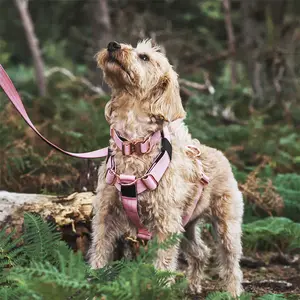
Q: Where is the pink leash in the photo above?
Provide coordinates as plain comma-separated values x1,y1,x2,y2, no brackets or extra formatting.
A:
0,65,108,159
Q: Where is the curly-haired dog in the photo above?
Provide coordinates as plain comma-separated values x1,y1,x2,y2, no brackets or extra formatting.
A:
88,40,244,296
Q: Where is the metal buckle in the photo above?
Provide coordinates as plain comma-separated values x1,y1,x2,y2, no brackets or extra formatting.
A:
186,145,201,158
122,137,151,155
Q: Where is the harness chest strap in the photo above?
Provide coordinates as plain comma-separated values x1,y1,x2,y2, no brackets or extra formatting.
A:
106,127,172,240
105,130,209,240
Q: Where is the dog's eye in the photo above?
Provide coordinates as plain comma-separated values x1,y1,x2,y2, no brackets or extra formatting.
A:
139,54,149,61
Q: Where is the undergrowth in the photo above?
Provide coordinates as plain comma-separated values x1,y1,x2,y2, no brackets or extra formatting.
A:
0,213,294,300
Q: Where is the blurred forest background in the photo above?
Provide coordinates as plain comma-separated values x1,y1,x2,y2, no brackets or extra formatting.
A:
0,0,300,299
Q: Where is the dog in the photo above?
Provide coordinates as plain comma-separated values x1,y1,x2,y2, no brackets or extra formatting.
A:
88,39,244,297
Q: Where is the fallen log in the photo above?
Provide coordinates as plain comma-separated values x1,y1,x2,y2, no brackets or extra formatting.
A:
0,190,94,230
0,191,95,254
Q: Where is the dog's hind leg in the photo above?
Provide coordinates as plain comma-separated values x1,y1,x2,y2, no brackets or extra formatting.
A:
212,189,244,297
181,219,210,294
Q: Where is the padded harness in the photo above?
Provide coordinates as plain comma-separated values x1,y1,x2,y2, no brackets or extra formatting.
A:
0,64,209,241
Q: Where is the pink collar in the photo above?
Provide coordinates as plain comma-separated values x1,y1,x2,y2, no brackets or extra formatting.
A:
110,128,162,155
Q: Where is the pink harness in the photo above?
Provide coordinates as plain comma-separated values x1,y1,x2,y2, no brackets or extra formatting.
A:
0,65,209,241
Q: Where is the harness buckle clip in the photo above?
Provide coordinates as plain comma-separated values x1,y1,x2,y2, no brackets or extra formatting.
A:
122,137,151,156
200,173,209,185
122,142,133,155
106,168,117,185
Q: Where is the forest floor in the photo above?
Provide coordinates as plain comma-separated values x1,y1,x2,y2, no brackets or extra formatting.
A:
61,221,300,299
198,252,300,298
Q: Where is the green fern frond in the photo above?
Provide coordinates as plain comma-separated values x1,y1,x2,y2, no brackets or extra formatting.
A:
137,233,182,264
9,251,90,300
0,286,37,300
205,291,233,300
275,173,300,222
88,259,126,284
0,226,25,287
23,212,61,264
257,294,287,300
243,217,300,251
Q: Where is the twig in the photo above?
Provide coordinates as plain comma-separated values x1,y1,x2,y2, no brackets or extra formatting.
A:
45,67,106,96
179,76,215,95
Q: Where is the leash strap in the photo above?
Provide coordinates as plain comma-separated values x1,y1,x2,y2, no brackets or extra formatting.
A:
0,65,109,159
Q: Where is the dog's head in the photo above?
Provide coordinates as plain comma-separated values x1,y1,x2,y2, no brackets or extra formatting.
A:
97,39,186,122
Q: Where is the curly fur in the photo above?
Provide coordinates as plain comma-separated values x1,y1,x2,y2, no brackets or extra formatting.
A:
88,39,244,297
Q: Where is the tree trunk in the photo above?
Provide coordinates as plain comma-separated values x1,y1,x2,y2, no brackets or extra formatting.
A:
93,0,112,51
88,0,113,88
223,0,237,87
241,0,287,105
14,0,47,97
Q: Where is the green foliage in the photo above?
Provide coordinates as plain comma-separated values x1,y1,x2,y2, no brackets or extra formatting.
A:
23,213,62,264
206,292,235,300
0,213,187,300
257,294,287,300
242,217,300,252
205,292,288,300
274,173,300,222
0,228,24,284
0,40,11,64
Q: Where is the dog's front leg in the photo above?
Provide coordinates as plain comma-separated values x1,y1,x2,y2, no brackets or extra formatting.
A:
153,230,181,272
89,208,125,269
88,184,128,269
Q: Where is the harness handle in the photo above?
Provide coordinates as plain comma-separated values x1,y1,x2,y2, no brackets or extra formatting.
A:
0,65,108,159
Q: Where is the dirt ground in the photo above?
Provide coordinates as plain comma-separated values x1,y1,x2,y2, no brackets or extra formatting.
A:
199,253,300,298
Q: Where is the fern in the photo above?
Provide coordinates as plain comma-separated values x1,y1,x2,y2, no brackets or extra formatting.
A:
0,286,36,300
23,212,62,264
243,217,300,252
3,213,186,300
257,294,287,300
1,213,295,299
274,173,300,222
205,292,287,300
9,253,90,300
0,227,24,286
205,292,254,300
0,227,24,268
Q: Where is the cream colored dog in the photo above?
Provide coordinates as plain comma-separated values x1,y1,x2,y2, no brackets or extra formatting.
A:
88,40,244,297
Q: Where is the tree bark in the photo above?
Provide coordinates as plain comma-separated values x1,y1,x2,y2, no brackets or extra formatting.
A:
88,0,113,88
14,0,47,97
0,191,93,228
223,0,237,87
241,0,287,105
92,0,112,51
0,191,94,254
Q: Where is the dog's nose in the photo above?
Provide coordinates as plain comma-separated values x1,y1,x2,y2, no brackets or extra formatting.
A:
107,41,121,52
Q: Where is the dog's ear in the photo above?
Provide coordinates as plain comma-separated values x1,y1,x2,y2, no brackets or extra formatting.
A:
150,70,186,122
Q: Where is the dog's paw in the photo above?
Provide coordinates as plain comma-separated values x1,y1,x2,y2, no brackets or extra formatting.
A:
226,283,244,299
89,258,106,270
